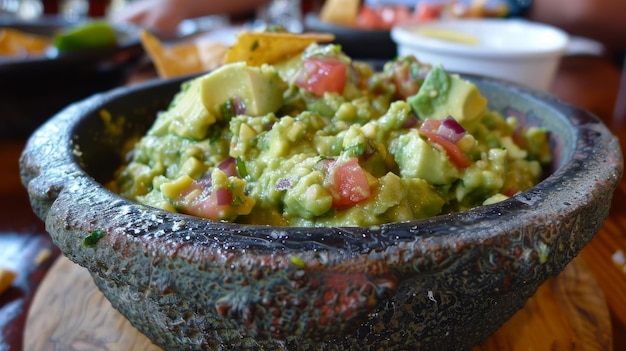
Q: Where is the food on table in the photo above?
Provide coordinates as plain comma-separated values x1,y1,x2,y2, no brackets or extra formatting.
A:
140,29,230,79
0,28,51,57
141,28,335,81
53,20,117,52
0,21,118,58
319,0,510,31
223,30,335,66
357,4,426,30
415,27,480,45
34,248,51,266
0,267,16,296
319,0,361,26
111,34,551,227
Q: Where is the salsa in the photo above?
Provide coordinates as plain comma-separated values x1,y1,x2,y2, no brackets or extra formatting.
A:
111,44,551,227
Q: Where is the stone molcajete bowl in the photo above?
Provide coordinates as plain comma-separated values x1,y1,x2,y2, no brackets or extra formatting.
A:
20,72,622,350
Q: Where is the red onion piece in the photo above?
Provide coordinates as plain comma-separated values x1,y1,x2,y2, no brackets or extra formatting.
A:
438,116,466,143
217,157,238,177
233,97,246,115
275,178,293,191
215,187,232,206
402,115,419,128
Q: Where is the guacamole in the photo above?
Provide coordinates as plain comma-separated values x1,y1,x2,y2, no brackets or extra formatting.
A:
112,44,551,227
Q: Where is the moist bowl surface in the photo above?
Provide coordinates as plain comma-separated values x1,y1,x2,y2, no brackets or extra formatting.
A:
20,73,622,350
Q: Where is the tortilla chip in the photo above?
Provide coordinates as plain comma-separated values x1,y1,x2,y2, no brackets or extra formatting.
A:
319,0,360,26
196,39,229,71
222,31,335,66
140,30,228,78
0,28,51,57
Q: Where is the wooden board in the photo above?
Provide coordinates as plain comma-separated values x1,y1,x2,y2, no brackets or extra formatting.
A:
24,255,612,351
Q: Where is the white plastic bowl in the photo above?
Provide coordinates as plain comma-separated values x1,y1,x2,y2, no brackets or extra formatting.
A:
391,19,570,90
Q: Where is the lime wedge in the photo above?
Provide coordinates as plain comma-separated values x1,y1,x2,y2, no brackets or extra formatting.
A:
53,21,117,52
417,28,480,45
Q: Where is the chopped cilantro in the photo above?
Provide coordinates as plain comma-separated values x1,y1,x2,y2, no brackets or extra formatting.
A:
231,195,245,206
236,157,248,178
84,229,105,246
220,99,235,120
345,143,366,157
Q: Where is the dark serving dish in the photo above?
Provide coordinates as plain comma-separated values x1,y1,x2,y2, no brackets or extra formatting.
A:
304,13,396,60
0,16,143,139
20,72,622,350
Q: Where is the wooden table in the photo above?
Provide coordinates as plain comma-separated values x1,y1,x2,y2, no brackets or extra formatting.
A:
1,54,625,350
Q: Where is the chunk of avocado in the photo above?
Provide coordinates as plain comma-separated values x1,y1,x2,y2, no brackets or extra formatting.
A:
408,65,487,129
390,129,459,185
148,77,216,140
272,51,304,83
200,62,287,118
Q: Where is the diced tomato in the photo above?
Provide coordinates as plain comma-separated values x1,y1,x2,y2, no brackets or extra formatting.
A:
503,187,519,197
357,5,416,30
389,6,413,24
177,177,234,221
413,3,445,21
327,157,372,208
392,63,420,99
357,6,385,30
382,6,414,28
295,56,347,97
512,126,527,148
384,56,431,99
419,118,441,133
183,187,233,220
420,129,471,169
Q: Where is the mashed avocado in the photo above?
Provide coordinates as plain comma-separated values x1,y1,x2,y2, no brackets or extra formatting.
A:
112,44,551,227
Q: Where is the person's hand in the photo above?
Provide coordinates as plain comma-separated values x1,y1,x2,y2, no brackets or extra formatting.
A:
109,0,194,39
109,0,271,39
